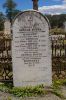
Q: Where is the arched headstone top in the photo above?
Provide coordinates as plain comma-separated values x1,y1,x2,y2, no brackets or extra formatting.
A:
12,10,50,28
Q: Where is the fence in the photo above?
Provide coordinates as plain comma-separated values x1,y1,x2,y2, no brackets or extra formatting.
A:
52,37,66,79
0,34,12,82
0,34,66,82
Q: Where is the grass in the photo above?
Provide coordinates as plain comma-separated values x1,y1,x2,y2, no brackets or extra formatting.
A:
51,79,66,99
0,79,66,98
53,79,66,87
0,83,47,97
64,40,66,44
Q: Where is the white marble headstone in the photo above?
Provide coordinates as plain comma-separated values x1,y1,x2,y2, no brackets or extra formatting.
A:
12,10,52,87
64,22,66,32
4,19,11,34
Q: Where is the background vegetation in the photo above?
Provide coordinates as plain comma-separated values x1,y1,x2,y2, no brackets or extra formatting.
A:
0,0,66,31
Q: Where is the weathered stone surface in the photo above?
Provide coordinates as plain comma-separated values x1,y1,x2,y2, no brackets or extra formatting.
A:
12,10,52,87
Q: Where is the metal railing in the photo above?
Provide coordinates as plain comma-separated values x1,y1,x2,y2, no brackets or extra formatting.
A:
0,34,66,82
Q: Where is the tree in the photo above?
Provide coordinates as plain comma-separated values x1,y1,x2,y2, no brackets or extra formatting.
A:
46,14,66,28
0,12,5,31
3,0,17,23
12,9,21,19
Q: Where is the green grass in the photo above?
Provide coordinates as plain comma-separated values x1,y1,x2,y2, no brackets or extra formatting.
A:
51,79,66,99
0,79,66,98
64,40,66,44
0,83,47,97
10,85,47,97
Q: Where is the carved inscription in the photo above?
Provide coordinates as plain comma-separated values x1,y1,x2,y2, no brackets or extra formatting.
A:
13,11,48,66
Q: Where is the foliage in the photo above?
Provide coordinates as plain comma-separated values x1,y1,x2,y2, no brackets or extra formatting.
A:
50,28,66,34
52,80,62,90
10,85,46,97
7,97,12,100
0,83,47,97
3,0,20,23
60,79,66,86
53,79,66,87
0,12,5,31
52,79,66,92
0,80,66,98
51,90,64,99
46,14,66,28
51,80,66,99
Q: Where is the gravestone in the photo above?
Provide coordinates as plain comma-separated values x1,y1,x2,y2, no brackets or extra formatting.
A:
12,10,52,87
64,22,66,32
4,19,11,35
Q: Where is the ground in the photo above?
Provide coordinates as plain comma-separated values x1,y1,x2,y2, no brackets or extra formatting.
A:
0,82,66,100
0,92,62,100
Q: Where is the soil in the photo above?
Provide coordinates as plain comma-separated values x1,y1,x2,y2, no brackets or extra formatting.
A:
0,92,65,100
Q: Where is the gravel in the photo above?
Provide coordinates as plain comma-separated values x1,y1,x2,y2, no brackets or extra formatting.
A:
0,92,64,100
0,91,18,100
